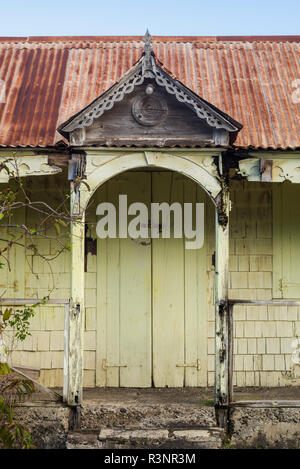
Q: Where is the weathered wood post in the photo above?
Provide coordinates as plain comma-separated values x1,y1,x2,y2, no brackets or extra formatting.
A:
214,177,231,427
63,301,70,403
65,180,85,410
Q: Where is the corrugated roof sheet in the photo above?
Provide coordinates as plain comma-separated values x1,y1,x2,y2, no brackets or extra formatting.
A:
0,36,299,149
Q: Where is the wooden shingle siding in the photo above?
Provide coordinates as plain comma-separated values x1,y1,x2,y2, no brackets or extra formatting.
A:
206,180,300,387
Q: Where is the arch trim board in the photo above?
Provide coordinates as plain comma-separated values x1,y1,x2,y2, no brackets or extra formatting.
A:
78,150,222,213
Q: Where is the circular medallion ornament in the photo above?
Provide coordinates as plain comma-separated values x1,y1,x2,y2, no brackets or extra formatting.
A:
132,94,168,126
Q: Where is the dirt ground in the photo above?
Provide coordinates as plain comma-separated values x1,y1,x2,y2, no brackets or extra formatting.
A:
13,385,300,448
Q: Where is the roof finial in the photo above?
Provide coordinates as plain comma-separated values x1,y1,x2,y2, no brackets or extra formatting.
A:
143,29,152,56
142,29,154,74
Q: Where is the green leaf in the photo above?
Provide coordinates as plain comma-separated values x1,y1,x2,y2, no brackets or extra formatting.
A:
54,223,61,235
0,362,11,376
2,308,12,322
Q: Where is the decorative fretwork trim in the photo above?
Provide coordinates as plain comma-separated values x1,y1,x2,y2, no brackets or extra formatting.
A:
153,64,234,131
62,54,240,134
69,72,144,131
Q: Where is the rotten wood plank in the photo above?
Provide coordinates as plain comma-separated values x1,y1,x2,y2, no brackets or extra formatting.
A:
67,181,85,406
48,153,70,167
13,366,40,380
0,299,69,305
63,302,70,403
228,302,234,404
231,400,300,408
16,401,66,407
11,366,62,401
229,300,300,306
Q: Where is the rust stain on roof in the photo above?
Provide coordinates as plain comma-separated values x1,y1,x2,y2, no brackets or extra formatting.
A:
0,36,299,149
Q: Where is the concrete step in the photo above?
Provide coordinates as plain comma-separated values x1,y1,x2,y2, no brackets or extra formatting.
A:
80,403,216,430
66,426,224,449
66,431,101,449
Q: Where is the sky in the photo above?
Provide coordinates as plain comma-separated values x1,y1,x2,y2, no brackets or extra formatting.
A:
0,0,299,37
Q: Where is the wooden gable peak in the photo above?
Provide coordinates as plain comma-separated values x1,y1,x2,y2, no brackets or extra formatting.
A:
58,32,242,140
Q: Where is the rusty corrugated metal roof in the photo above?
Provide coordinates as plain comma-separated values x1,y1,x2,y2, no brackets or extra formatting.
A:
0,36,299,149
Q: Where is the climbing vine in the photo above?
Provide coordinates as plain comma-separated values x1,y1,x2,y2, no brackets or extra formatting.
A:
0,302,39,449
0,154,74,448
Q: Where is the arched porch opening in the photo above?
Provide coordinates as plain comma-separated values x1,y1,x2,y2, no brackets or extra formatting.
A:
65,150,230,426
84,169,215,388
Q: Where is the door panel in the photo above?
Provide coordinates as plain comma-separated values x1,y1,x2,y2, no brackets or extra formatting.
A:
282,183,300,298
152,172,206,387
96,172,152,387
184,179,207,386
96,170,207,387
273,183,300,298
152,172,185,387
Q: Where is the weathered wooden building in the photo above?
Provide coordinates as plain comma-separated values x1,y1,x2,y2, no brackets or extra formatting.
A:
0,33,300,418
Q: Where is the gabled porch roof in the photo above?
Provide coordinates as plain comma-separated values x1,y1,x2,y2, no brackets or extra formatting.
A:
58,31,242,143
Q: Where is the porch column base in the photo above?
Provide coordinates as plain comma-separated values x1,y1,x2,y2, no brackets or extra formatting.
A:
215,405,228,428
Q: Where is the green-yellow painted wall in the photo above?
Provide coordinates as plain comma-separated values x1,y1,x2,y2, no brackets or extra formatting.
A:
1,172,300,388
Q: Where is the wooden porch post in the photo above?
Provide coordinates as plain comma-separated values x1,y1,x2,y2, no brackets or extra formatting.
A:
214,180,230,426
65,181,85,407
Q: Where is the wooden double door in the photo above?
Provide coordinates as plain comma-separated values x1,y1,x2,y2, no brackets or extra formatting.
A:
96,171,206,387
